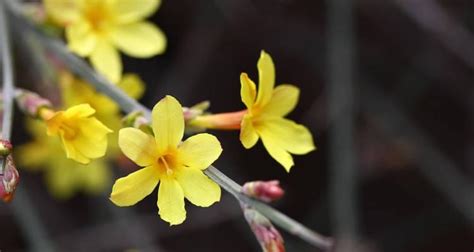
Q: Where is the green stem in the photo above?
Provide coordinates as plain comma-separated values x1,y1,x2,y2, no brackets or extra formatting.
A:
5,1,333,250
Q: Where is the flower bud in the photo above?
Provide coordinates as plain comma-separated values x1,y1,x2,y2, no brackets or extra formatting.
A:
242,180,284,203
0,140,12,157
0,156,20,203
183,100,210,121
122,111,153,135
15,89,52,118
242,205,285,252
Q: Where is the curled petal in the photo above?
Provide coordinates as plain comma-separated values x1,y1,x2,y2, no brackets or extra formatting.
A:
73,117,111,156
110,166,160,206
63,103,95,118
240,114,259,149
157,178,186,225
240,73,257,109
61,136,90,164
179,133,222,170
176,167,221,207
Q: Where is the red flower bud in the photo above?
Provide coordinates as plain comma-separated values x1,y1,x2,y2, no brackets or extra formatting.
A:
0,155,19,203
242,180,284,203
242,205,285,252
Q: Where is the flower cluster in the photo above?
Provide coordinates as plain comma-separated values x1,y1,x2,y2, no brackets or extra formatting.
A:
7,1,327,250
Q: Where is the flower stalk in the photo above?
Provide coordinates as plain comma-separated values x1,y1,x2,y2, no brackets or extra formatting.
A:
15,89,52,118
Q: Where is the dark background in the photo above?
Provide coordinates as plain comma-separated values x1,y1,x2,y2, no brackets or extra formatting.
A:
1,0,474,251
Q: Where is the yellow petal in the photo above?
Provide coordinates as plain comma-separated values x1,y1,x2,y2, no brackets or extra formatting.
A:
258,118,315,155
117,73,145,99
240,73,257,109
110,166,160,206
61,136,90,164
68,117,111,160
15,141,50,169
63,103,95,118
90,41,122,83
80,117,113,139
261,84,299,117
179,133,222,170
111,22,166,58
157,178,186,225
152,96,184,153
44,0,83,25
119,127,158,166
45,160,77,199
259,132,294,172
71,127,107,159
255,50,275,107
240,114,259,149
176,167,220,207
66,22,97,57
81,160,112,195
113,0,161,24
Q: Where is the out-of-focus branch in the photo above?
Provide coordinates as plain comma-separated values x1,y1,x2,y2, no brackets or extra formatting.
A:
393,0,474,70
0,1,55,251
327,0,359,249
360,82,474,225
5,0,334,250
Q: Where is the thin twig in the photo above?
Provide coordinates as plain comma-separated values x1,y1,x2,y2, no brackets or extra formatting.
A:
327,0,359,247
393,0,474,70
4,0,334,250
0,1,55,251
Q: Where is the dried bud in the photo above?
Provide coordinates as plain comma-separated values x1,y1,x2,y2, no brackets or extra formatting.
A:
15,89,52,118
242,205,285,252
0,156,19,203
0,140,12,157
242,180,284,203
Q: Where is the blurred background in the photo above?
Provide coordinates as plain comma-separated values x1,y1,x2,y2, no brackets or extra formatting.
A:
1,0,474,251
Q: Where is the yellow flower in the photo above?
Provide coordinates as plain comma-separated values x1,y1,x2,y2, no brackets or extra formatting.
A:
16,119,112,199
110,96,222,225
59,71,145,155
44,0,166,83
41,104,113,164
239,51,315,172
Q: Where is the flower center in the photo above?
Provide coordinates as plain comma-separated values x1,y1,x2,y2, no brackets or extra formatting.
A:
157,154,179,176
84,3,113,33
59,122,77,140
